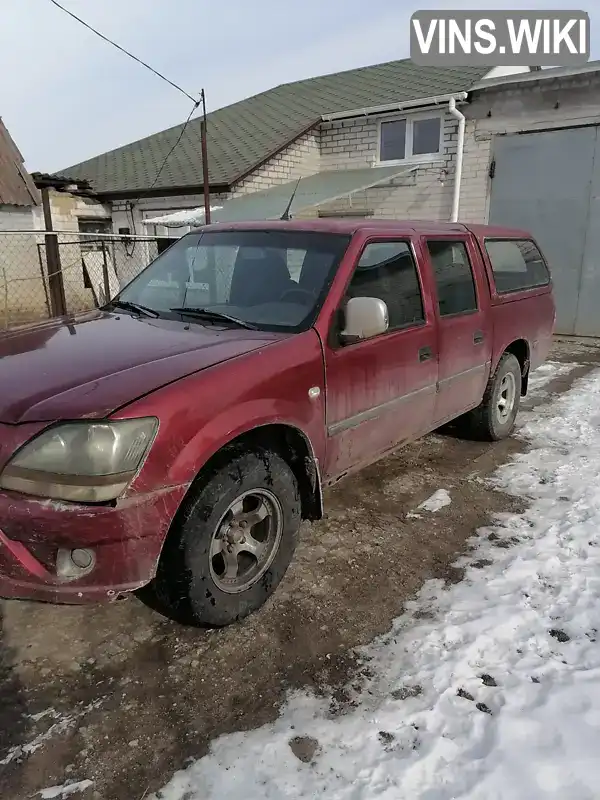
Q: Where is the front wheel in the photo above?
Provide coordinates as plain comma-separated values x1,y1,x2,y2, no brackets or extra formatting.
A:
154,448,301,627
466,353,522,441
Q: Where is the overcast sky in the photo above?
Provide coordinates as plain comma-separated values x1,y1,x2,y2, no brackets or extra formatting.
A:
2,0,597,173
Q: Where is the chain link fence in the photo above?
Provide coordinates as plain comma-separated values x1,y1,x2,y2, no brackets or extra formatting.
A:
0,231,177,330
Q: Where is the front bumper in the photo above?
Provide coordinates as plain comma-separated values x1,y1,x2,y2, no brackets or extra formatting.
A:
0,484,188,604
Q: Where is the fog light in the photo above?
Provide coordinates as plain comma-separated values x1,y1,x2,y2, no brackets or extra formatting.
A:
56,547,96,581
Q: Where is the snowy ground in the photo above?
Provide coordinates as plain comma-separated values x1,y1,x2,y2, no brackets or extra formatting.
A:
153,364,600,800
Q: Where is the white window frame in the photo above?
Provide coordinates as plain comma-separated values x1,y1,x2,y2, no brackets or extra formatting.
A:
376,110,445,166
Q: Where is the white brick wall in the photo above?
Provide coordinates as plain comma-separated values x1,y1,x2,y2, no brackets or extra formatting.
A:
318,113,459,221
453,124,492,223
232,130,321,196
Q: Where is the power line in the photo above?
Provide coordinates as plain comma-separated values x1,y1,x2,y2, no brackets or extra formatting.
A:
47,0,197,103
47,0,211,221
148,99,201,191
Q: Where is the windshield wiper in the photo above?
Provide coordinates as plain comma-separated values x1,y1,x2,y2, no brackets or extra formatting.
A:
170,307,258,330
108,299,159,318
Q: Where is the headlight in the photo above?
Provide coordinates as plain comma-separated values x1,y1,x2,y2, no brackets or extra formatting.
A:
0,418,158,503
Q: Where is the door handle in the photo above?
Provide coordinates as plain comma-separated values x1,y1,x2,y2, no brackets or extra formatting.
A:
419,346,432,362
473,330,484,344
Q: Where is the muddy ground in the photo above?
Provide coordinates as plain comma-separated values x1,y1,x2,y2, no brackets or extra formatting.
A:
1,338,599,800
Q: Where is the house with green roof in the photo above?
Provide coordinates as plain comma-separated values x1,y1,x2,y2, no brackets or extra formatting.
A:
57,59,533,235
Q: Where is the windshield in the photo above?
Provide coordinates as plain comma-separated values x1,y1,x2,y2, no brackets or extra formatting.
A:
113,229,351,332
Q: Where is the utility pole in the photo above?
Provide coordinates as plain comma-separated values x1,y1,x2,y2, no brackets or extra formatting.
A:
200,89,211,224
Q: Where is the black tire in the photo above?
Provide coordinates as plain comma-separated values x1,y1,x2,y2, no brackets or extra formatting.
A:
466,353,522,441
154,448,301,627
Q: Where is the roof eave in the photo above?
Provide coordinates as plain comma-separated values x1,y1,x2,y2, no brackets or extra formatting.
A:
320,91,469,122
31,172,94,192
95,182,232,201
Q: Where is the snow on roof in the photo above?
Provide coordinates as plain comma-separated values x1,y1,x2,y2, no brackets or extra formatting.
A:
144,205,223,227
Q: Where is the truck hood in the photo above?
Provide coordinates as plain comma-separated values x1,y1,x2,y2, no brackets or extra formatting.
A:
0,310,288,424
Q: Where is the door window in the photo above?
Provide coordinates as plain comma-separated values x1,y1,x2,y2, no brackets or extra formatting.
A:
345,241,424,331
426,240,478,316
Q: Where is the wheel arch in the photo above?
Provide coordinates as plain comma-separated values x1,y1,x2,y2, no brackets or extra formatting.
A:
172,423,323,529
503,338,531,395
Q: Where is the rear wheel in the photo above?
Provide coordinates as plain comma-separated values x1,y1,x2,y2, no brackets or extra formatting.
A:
466,352,522,441
154,448,301,627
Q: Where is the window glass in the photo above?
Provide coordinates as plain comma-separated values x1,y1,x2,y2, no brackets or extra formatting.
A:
427,240,478,316
485,239,550,293
380,117,442,161
115,229,350,332
345,241,424,330
380,120,406,161
78,219,110,253
412,117,442,155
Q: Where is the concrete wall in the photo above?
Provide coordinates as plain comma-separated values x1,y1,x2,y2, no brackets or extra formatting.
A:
43,190,113,312
0,204,47,326
48,190,112,232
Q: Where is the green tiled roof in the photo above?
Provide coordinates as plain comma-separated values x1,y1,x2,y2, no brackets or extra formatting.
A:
58,60,491,196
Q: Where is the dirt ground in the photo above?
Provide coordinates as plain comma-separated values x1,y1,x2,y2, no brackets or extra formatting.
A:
1,338,600,800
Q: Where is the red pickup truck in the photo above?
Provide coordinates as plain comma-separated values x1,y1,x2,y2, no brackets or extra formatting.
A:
0,219,554,626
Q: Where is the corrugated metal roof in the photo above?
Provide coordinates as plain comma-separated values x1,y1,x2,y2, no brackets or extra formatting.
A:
208,165,418,223
0,119,40,207
57,59,491,197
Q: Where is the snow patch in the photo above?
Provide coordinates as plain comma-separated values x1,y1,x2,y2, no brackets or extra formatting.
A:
153,365,600,800
418,489,452,513
1,701,104,766
527,360,579,396
39,780,93,799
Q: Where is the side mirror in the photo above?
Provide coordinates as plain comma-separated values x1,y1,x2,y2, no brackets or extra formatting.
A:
339,296,389,344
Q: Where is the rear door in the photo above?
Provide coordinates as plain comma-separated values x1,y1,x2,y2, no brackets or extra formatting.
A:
323,236,438,480
420,234,492,425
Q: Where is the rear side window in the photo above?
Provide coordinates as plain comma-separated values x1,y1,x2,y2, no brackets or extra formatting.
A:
426,240,478,316
485,239,550,294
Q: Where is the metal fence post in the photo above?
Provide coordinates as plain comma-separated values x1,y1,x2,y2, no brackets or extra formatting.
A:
1,266,8,326
36,243,51,317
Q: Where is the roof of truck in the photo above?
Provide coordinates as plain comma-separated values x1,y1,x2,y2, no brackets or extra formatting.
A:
193,218,533,239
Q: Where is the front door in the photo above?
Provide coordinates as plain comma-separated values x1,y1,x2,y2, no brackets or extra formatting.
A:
420,235,492,425
324,238,438,480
